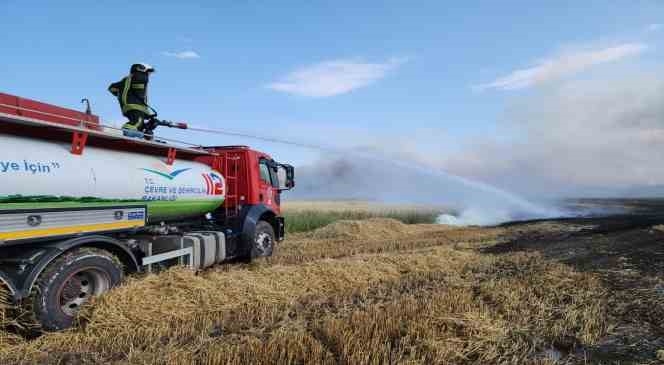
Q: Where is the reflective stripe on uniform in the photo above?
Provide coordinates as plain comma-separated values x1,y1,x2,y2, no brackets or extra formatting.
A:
131,84,145,89
123,113,144,130
121,75,132,106
120,75,149,114
122,103,150,114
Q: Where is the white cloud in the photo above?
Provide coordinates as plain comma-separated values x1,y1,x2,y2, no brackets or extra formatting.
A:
161,50,200,59
647,23,662,32
267,57,407,97
475,43,647,91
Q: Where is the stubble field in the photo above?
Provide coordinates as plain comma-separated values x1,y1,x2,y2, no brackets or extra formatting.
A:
0,202,661,364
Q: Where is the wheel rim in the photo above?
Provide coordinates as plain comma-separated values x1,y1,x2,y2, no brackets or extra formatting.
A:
255,232,273,256
58,268,111,317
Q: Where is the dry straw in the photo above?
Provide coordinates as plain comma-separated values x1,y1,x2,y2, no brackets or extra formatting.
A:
0,218,607,364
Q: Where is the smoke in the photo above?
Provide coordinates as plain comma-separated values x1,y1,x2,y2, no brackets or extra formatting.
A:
290,70,664,225
291,153,560,226
445,72,664,198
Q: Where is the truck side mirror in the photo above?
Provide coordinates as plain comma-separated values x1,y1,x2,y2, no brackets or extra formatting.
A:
277,164,295,190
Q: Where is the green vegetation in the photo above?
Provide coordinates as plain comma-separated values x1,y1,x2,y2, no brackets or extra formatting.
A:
283,209,440,233
281,201,444,234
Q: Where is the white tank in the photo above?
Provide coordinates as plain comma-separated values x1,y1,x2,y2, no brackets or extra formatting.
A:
0,134,225,222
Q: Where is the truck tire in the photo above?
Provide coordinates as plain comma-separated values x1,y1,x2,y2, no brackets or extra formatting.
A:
30,247,123,331
249,220,275,259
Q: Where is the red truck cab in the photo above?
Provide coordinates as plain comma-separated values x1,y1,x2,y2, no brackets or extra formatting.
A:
198,147,290,215
196,146,294,244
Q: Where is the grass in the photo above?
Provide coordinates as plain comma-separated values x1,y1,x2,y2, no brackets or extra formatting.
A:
282,200,443,233
0,217,609,364
283,209,441,233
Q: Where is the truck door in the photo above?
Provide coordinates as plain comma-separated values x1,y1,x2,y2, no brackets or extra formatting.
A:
258,158,278,210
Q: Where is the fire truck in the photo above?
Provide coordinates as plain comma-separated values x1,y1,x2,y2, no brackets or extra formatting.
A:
0,92,295,330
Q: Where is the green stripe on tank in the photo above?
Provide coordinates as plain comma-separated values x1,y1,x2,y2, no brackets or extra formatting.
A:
0,196,225,223
145,199,225,221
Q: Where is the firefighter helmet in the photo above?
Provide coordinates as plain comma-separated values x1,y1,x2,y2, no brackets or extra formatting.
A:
130,63,155,74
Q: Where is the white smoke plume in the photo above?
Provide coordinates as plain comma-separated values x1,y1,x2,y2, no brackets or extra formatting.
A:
445,71,664,198
291,153,559,226
289,70,664,224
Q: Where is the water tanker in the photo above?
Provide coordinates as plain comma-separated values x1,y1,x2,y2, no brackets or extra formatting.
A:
0,134,226,223
0,92,295,330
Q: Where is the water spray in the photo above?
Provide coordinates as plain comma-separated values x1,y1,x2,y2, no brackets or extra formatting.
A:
181,124,560,225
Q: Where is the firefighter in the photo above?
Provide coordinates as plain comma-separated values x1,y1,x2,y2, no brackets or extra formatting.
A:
108,63,155,136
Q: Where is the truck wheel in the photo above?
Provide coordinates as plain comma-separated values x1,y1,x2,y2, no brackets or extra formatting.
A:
250,221,275,259
30,247,123,331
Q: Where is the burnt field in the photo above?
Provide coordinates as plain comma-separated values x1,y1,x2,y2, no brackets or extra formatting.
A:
492,214,664,364
0,203,662,364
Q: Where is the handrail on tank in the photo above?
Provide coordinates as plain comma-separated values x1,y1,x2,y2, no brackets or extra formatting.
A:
0,109,217,157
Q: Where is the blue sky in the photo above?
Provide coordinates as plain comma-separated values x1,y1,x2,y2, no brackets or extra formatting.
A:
1,0,663,174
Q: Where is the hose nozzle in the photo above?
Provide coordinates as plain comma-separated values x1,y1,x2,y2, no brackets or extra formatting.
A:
155,119,188,129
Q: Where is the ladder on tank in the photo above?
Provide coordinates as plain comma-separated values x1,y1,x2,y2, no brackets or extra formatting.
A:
223,153,241,218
